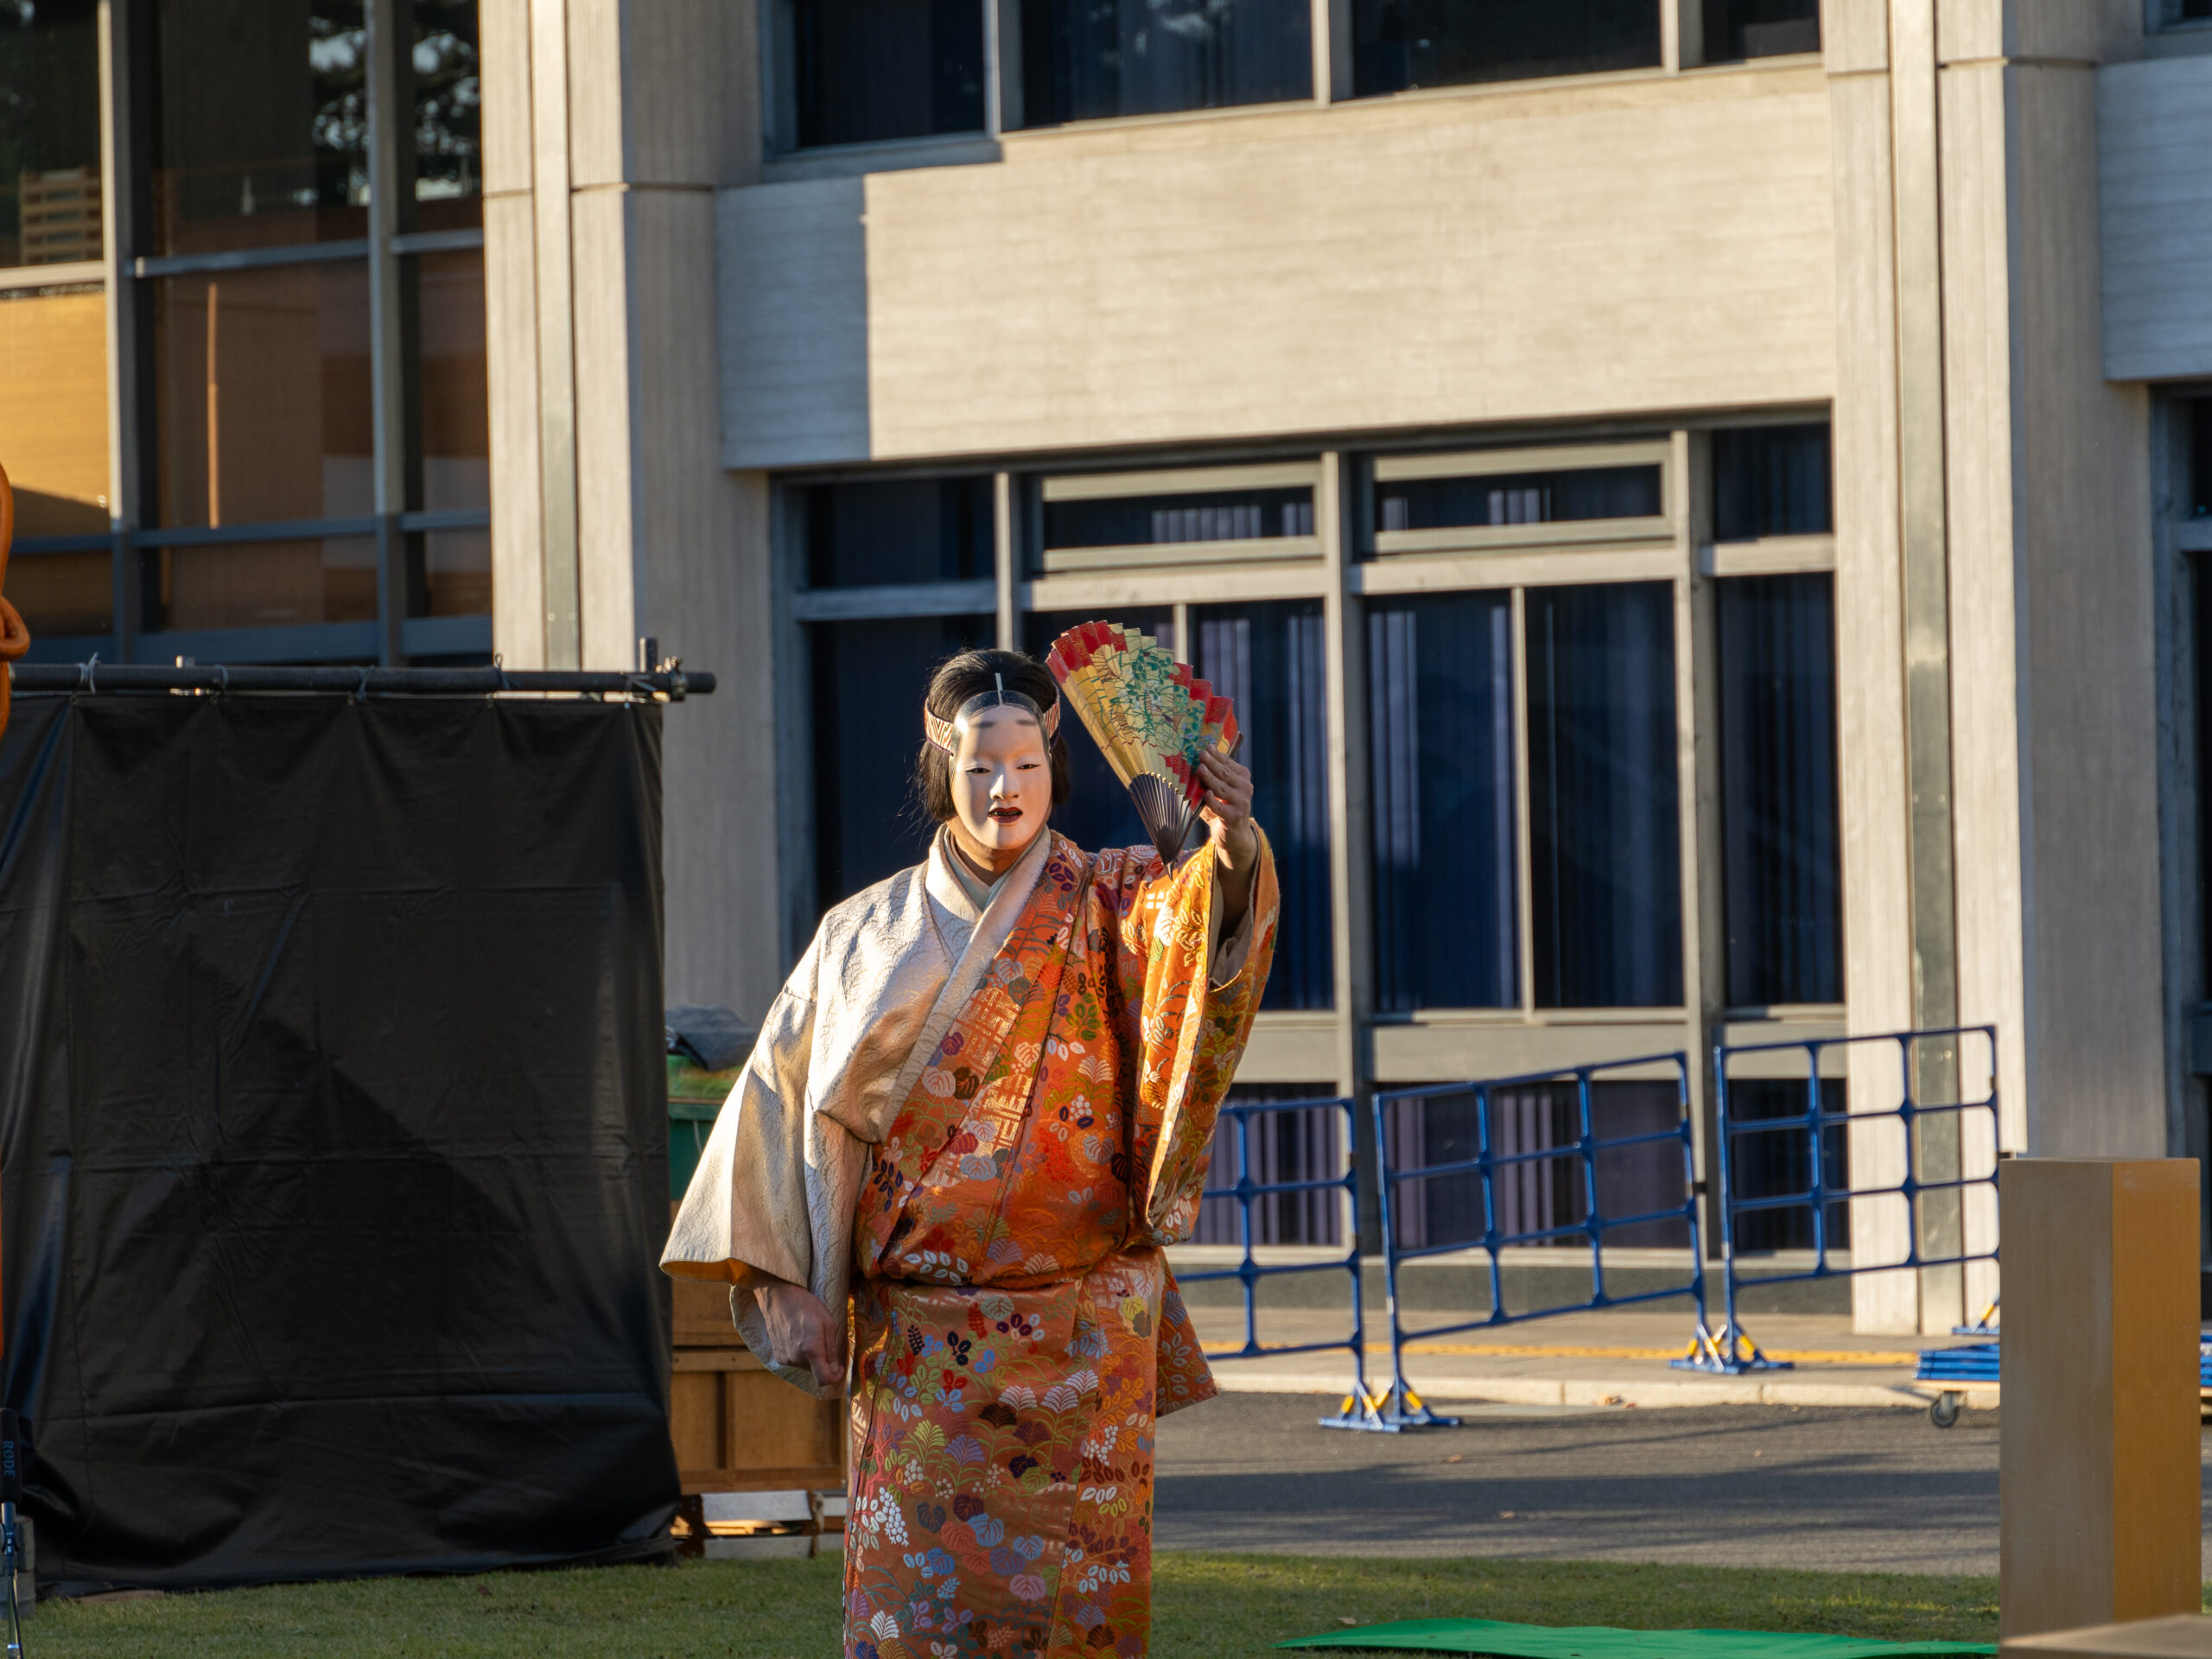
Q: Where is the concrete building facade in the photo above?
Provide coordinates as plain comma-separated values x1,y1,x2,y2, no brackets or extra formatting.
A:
10,0,2212,1330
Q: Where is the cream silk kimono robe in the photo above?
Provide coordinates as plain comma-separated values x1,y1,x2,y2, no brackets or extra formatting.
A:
664,822,1278,1658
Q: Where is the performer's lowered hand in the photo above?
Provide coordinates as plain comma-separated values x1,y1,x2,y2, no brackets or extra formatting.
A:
755,1278,844,1389
1198,749,1259,931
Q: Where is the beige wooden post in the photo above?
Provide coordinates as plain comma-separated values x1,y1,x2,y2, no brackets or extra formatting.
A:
2000,1160,2201,1639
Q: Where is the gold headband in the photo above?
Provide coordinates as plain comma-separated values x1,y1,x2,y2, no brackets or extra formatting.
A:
925,676,1061,756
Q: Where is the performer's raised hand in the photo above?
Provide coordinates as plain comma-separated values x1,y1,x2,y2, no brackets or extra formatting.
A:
1197,748,1260,929
754,1279,844,1389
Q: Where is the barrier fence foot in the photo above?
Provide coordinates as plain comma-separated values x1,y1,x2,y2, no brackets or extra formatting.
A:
1671,1321,1793,1376
1319,1382,1397,1433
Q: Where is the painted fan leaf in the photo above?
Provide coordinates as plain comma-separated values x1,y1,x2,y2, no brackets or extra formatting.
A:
1046,620,1241,863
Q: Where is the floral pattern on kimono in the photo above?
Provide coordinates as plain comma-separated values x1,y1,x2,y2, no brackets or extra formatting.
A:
842,828,1278,1659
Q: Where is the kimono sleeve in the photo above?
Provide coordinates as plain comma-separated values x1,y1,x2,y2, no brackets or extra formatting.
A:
1120,827,1281,1244
660,939,868,1399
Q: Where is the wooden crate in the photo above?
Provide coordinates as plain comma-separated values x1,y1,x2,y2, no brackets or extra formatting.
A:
671,1348,845,1494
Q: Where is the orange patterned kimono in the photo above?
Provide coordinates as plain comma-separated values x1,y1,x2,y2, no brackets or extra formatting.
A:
664,823,1276,1659
843,831,1275,1657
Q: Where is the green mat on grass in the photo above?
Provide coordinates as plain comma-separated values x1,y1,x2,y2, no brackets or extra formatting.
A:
1279,1619,1998,1657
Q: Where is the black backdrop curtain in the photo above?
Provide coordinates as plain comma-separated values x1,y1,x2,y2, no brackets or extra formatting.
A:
0,692,677,1595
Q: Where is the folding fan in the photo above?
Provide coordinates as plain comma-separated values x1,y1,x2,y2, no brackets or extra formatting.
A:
1045,620,1241,864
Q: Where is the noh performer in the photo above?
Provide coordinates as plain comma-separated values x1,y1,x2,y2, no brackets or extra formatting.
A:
664,643,1276,1658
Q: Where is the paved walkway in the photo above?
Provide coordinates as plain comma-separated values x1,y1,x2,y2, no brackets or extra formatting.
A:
1182,1307,1994,1412
1154,1395,2186,1575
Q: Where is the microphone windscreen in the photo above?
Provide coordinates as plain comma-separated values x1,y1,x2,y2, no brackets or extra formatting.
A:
0,1409,22,1503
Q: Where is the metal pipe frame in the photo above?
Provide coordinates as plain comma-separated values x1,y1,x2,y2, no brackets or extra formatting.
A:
1366,1050,1707,1430
1677,1023,2001,1375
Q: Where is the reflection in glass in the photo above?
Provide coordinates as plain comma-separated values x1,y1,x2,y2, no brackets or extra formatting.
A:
2190,398,2210,519
150,0,370,254
1525,582,1681,1008
1377,466,1660,534
1352,0,1659,96
1044,488,1313,550
803,478,991,588
1717,575,1840,1008
810,613,993,916
1700,0,1819,60
1712,423,1831,541
146,534,378,631
1019,0,1312,126
1368,592,1516,1011
411,0,480,224
154,262,373,529
0,0,103,267
792,0,985,148
412,250,487,512
0,285,110,536
6,550,111,637
1192,600,1332,1010
1025,607,1175,858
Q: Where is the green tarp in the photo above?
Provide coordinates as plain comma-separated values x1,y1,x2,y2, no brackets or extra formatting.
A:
1280,1620,1995,1659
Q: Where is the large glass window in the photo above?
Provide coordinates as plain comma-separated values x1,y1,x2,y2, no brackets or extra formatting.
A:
1039,467,1318,573
149,0,371,256
152,263,373,529
410,0,480,227
1724,1078,1848,1253
1192,600,1332,1010
791,0,985,148
1351,0,1661,98
1378,465,1660,535
152,532,378,632
1368,592,1517,1012
1717,575,1841,1008
1699,0,1819,60
1712,423,1832,542
805,478,992,588
0,0,103,267
1018,0,1312,127
1526,582,1681,1008
0,283,108,537
811,614,994,914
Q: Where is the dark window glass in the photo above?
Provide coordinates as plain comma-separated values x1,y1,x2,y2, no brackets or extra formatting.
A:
150,0,371,255
153,262,373,529
6,550,111,638
1368,591,1516,1012
2173,0,2211,22
410,0,480,228
1044,487,1314,550
142,533,378,631
811,613,993,915
1380,1081,1688,1261
2190,399,2210,519
1192,600,1332,1011
0,283,108,537
1712,423,1832,541
1723,1078,1848,1253
804,478,991,588
1526,582,1681,1008
1195,1084,1344,1247
412,249,487,513
0,0,102,267
2195,551,2212,976
1377,465,1661,535
1718,575,1841,1007
1700,0,1819,60
1018,0,1312,127
1352,0,1660,97
1025,607,1176,857
795,0,985,147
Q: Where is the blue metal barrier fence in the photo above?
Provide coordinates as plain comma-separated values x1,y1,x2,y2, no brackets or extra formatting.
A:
1675,1024,2000,1376
1178,1095,1380,1429
1367,1052,1707,1431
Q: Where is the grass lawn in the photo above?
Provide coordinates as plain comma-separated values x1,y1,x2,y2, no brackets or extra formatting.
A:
29,1553,2013,1658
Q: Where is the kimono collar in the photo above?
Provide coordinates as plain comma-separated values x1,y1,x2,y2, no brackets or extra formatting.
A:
926,823,1052,927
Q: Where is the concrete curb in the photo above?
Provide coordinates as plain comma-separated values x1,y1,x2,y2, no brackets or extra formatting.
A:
1205,1370,2000,1413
